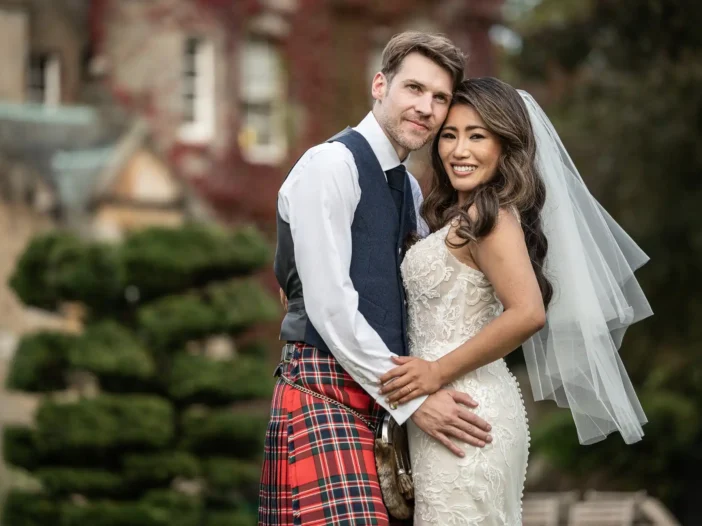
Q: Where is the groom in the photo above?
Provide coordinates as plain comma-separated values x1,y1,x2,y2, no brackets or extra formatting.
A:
259,31,492,525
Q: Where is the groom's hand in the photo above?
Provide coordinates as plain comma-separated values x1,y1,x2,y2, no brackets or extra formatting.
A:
410,389,492,457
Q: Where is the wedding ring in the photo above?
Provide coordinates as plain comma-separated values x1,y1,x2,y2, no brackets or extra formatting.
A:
390,402,398,410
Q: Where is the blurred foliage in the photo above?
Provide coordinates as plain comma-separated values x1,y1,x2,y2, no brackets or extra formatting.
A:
507,0,702,519
202,457,261,499
137,279,278,351
5,332,75,392
2,491,60,526
3,427,42,472
35,467,126,498
4,223,278,526
69,321,156,384
35,395,175,455
168,353,274,405
122,451,201,488
180,408,269,457
9,223,271,317
204,509,259,526
121,224,271,301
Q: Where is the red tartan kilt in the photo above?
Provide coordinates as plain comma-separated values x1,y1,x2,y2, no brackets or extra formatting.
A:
258,343,391,526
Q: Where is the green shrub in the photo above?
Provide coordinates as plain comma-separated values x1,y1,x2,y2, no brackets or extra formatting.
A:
51,241,125,310
205,508,257,526
36,467,125,497
1,490,60,526
169,354,274,405
207,279,280,330
137,295,220,350
9,232,75,309
9,231,126,313
35,395,174,456
181,409,268,457
60,501,164,526
138,279,279,351
59,491,201,526
203,457,260,498
122,224,270,300
3,426,41,470
6,331,75,392
122,451,201,487
68,321,156,384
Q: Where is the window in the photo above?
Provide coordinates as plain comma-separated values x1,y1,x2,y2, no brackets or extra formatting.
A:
27,53,60,105
179,36,215,143
238,38,286,164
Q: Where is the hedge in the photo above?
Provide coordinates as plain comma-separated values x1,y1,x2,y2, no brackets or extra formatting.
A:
36,467,126,497
68,321,156,383
1,491,60,526
35,395,174,456
121,224,270,300
138,279,279,351
122,451,201,487
5,331,75,392
168,354,274,405
180,409,268,457
203,457,260,498
4,426,42,470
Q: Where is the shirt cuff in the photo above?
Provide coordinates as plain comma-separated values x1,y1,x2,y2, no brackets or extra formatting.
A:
379,393,428,425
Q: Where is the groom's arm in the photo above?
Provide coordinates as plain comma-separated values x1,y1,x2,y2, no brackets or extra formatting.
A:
279,144,427,424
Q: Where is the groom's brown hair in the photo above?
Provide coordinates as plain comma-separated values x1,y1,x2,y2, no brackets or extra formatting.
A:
381,31,466,91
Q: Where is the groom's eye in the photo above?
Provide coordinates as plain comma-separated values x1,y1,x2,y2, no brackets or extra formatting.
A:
408,84,421,92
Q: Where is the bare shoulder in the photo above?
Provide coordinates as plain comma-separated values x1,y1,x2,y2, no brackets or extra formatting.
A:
474,207,525,255
464,205,519,228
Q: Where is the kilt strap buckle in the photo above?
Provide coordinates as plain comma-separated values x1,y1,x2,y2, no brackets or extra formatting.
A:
273,343,297,378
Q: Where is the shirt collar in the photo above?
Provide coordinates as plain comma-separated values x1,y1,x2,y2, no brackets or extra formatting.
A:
353,111,410,172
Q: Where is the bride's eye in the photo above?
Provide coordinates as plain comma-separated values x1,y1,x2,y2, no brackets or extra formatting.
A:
441,132,456,139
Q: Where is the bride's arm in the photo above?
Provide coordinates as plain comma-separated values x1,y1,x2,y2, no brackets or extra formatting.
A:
436,209,545,384
380,209,545,405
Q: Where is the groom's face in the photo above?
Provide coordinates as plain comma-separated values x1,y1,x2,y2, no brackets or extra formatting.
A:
372,52,453,158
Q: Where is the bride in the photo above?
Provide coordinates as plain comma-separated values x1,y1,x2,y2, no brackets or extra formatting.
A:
380,77,652,525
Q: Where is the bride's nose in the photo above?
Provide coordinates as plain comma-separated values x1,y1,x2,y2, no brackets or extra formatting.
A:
453,139,472,159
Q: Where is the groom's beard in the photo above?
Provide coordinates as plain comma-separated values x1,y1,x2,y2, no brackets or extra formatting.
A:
381,111,436,153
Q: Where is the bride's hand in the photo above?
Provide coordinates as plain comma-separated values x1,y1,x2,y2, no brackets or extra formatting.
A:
379,356,444,405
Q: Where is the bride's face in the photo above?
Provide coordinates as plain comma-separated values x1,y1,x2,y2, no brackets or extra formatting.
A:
437,104,502,201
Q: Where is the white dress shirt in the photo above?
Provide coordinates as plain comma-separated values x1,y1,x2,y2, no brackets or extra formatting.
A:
277,112,429,424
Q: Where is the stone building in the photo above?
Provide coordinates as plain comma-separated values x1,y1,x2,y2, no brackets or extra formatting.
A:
91,0,504,226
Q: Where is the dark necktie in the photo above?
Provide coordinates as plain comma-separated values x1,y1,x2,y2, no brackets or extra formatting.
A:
386,164,407,217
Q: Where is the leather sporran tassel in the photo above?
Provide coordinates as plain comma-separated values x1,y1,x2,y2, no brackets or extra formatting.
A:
397,469,414,499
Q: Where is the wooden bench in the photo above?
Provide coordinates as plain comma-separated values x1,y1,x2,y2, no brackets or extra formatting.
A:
523,491,579,526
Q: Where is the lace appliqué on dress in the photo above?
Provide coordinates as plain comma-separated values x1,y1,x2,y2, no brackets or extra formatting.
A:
401,224,530,526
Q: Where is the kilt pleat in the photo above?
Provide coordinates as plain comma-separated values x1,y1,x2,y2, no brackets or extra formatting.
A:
258,343,390,526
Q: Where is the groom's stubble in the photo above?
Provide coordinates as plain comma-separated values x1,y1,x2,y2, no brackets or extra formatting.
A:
371,52,454,160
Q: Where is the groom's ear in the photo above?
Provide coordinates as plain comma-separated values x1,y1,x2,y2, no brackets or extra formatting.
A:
371,72,388,103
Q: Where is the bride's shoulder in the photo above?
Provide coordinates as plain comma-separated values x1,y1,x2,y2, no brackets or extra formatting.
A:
462,204,520,226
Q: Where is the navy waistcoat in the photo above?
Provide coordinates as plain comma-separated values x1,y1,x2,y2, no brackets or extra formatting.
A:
274,127,417,356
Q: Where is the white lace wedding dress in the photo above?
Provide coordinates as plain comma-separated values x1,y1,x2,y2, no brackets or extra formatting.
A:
401,222,530,526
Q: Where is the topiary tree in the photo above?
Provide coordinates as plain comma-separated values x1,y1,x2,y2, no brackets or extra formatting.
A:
3,223,280,526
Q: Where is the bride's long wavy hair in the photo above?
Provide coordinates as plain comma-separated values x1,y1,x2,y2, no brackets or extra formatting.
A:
422,77,553,307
